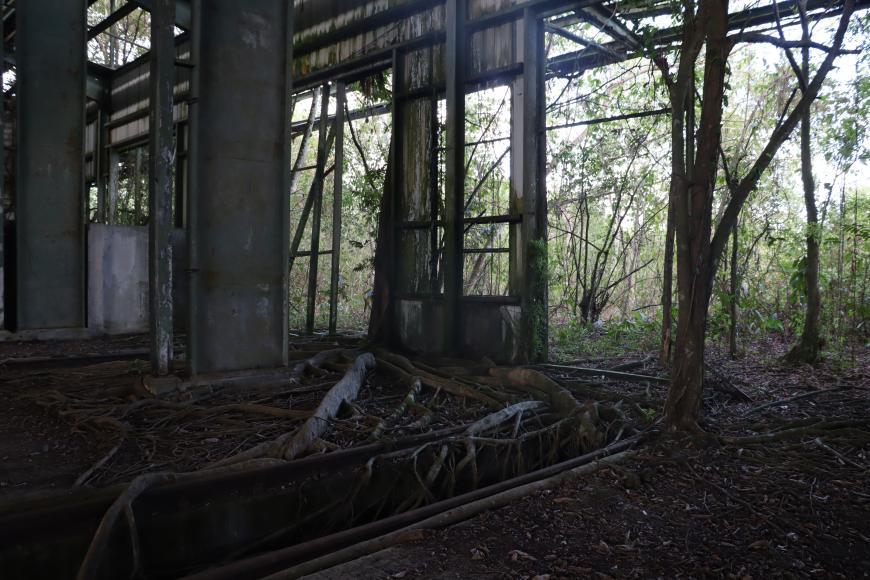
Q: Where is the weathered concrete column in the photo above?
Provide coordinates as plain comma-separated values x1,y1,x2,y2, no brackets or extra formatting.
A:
149,0,176,375
189,0,291,374
16,0,87,330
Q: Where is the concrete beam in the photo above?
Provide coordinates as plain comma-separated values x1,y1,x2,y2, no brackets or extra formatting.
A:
189,0,291,374
16,0,87,330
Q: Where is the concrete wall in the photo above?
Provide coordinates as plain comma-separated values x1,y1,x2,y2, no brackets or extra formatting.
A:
88,224,187,335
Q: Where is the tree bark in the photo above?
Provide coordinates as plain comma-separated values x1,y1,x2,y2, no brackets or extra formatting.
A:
728,219,738,358
664,0,729,431
660,194,675,364
786,11,823,364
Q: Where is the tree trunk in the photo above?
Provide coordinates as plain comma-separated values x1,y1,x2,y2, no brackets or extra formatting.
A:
660,196,675,364
728,220,738,358
664,0,729,431
786,20,822,364
665,269,710,430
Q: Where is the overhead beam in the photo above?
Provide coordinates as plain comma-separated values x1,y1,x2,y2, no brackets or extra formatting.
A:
88,1,138,39
130,0,191,29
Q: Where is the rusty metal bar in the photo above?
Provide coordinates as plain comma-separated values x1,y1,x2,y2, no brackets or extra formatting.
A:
443,0,466,355
428,46,440,295
95,109,109,223
546,107,670,131
464,247,510,254
306,85,331,335
0,34,3,330
328,82,346,336
385,48,403,346
149,0,175,375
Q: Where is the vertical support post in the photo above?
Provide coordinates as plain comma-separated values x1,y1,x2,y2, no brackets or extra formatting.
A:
174,125,186,228
444,0,466,354
519,8,547,362
187,0,202,372
281,0,294,353
16,0,87,330
428,47,440,294
108,148,120,225
306,84,331,335
95,110,108,223
149,0,175,375
134,147,144,224
328,82,346,336
190,0,291,374
0,36,4,330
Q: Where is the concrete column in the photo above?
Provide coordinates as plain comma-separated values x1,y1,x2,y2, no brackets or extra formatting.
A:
189,0,291,374
16,0,87,330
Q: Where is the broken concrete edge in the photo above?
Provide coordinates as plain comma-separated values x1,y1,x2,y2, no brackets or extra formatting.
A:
0,328,100,343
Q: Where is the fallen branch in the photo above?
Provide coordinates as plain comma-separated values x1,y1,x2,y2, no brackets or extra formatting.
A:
742,387,844,416
608,356,654,372
75,438,126,487
721,419,870,445
537,363,669,385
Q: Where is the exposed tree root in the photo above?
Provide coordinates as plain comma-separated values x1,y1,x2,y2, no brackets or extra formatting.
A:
213,353,376,467
489,367,581,417
463,401,545,436
291,349,356,379
374,349,503,409
75,438,126,487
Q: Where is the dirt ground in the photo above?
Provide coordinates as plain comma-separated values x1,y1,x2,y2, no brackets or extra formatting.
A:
312,340,870,579
1,335,867,578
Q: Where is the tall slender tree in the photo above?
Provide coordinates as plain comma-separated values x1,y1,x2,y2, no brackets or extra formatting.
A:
652,0,856,430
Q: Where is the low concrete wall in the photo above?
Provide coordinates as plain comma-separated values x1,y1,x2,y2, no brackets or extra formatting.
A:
87,224,186,334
